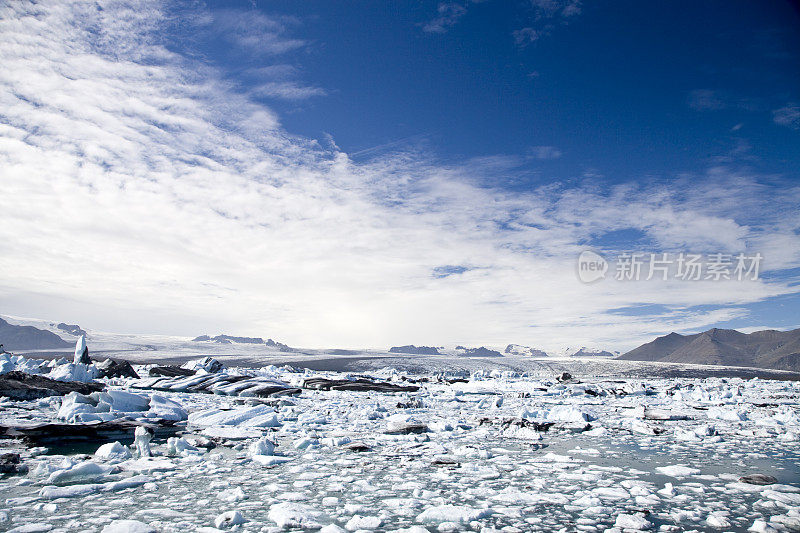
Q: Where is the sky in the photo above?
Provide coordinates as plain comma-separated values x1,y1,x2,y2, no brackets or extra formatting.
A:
1,0,799,352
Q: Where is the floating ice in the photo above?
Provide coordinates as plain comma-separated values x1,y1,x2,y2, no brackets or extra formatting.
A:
214,510,245,528
655,465,701,477
614,513,652,530
417,505,493,525
188,404,281,427
101,520,156,533
268,502,326,529
95,441,132,461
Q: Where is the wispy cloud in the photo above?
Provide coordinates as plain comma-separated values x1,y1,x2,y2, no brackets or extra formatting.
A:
513,27,544,47
422,3,467,34
687,89,760,112
529,145,562,160
687,89,727,111
773,103,800,129
251,82,327,100
208,9,306,56
513,0,582,48
1,0,799,351
529,0,582,19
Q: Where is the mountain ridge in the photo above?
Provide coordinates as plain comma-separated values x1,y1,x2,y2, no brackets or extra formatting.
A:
618,327,800,372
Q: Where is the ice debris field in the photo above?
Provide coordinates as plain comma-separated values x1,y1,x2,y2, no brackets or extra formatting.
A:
0,345,799,533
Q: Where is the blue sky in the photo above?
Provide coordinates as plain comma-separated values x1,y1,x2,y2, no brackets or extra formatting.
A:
0,0,799,350
196,0,800,179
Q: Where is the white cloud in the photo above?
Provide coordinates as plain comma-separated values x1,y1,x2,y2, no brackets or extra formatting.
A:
513,27,543,47
1,0,799,353
251,81,327,100
208,9,306,56
529,145,562,159
530,0,582,19
422,3,467,34
773,103,800,129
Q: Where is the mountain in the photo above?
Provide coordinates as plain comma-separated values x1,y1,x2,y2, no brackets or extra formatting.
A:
193,334,265,344
389,345,442,355
265,338,295,352
504,344,548,357
0,318,72,351
56,323,87,337
455,346,503,357
618,328,800,372
571,347,616,358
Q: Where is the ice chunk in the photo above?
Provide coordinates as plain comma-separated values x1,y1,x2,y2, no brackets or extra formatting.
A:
147,394,187,421
183,357,224,373
39,475,153,499
655,465,700,477
133,426,152,458
101,390,150,412
74,335,90,365
417,505,493,525
252,455,292,466
707,407,748,421
249,437,276,457
101,520,156,533
48,363,99,383
268,502,327,529
217,487,247,502
166,437,199,456
95,442,132,461
47,461,114,485
214,510,245,528
345,516,383,531
320,525,347,533
614,513,652,530
188,405,280,427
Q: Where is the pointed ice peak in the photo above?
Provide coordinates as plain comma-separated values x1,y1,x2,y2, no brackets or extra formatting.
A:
73,335,90,364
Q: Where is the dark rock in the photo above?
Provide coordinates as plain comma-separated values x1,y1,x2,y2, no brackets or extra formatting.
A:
0,453,23,474
96,359,139,379
149,366,195,377
739,474,778,485
397,399,424,409
0,371,103,400
557,372,572,382
303,378,419,393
